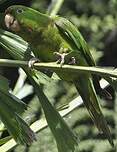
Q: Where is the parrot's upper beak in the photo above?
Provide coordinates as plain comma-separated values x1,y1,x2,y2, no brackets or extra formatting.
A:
4,11,20,32
5,14,14,28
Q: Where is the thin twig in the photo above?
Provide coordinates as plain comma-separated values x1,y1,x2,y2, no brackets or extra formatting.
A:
34,62,116,78
0,59,116,78
0,59,28,67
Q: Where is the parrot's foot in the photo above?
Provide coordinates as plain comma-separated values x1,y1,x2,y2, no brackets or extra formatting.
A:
28,57,40,68
54,52,68,67
68,57,76,65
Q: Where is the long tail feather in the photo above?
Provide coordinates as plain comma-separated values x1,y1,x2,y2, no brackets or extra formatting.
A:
74,78,114,147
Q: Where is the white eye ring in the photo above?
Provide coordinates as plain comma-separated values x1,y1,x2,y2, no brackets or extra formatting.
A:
16,8,24,14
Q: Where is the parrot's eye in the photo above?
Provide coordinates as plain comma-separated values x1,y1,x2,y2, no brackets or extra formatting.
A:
16,8,24,14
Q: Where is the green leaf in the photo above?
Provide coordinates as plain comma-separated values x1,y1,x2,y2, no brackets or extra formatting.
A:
0,74,9,91
27,72,79,152
47,0,64,17
0,136,12,145
0,27,79,151
0,29,31,60
0,73,27,114
0,91,35,145
0,31,36,144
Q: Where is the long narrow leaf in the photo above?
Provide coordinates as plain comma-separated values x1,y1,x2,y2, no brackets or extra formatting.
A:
0,29,79,151
0,75,35,145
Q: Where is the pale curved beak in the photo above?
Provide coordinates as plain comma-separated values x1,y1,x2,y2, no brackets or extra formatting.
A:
4,14,20,32
5,14,14,28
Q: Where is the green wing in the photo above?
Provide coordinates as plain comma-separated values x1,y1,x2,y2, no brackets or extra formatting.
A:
55,17,112,100
55,17,95,66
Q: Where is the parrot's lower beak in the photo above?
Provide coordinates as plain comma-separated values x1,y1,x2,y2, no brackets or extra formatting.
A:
4,14,20,32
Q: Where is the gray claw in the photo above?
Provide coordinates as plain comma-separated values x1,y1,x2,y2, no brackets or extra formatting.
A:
54,52,67,67
68,57,76,65
28,57,40,68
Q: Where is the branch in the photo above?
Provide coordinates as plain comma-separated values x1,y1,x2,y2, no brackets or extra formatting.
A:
0,59,116,78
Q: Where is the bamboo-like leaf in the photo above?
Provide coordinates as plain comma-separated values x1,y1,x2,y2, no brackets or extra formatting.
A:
27,71,79,152
47,0,64,16
0,75,9,91
0,29,31,60
0,29,79,151
0,74,36,145
0,74,27,114
0,136,12,145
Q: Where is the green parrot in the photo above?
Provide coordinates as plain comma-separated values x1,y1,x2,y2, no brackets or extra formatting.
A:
4,5,114,146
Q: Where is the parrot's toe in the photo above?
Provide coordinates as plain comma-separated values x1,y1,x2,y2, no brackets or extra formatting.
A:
28,57,40,68
54,52,68,67
68,57,76,65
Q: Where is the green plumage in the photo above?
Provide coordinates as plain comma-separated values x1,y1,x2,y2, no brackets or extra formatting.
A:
4,5,114,146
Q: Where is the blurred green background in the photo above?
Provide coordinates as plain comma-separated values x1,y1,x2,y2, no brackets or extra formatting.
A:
0,0,117,151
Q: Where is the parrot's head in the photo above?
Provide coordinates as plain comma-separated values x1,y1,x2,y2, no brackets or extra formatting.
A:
4,5,51,33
